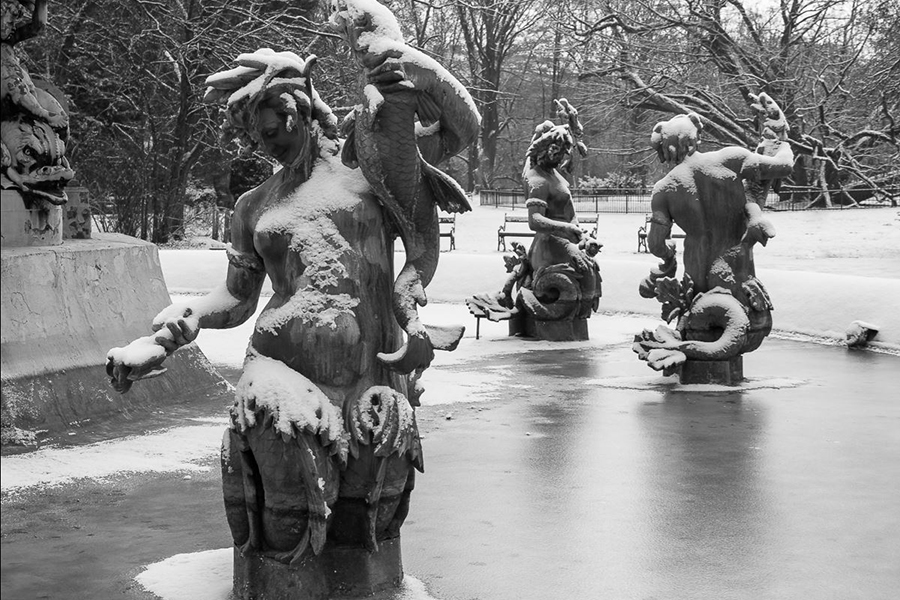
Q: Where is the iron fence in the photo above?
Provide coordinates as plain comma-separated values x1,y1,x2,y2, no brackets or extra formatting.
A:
479,186,898,213
479,188,652,213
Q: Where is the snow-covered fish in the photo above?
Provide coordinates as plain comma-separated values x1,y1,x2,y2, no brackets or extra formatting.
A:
330,0,480,374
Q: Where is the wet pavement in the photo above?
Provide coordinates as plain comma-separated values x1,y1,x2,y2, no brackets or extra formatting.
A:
2,337,899,600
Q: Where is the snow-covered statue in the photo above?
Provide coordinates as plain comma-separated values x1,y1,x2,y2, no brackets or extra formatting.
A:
105,1,478,596
467,100,601,341
633,93,793,384
1,0,73,209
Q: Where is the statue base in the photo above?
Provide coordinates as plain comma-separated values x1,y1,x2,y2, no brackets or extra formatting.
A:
1,189,63,247
233,538,403,600
510,313,589,341
680,357,743,386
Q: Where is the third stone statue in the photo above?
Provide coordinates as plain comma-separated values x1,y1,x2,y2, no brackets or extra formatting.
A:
633,92,794,385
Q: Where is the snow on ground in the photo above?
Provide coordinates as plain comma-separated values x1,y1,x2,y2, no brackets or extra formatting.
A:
136,549,233,600
136,547,439,600
0,420,228,494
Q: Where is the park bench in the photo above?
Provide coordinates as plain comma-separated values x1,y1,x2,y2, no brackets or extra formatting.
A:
497,213,600,251
637,214,686,253
440,215,457,251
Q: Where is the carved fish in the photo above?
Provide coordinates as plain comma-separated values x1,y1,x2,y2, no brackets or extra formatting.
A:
330,0,480,374
1,109,74,207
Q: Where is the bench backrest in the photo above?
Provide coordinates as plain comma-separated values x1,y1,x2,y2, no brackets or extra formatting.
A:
504,214,530,223
504,213,598,223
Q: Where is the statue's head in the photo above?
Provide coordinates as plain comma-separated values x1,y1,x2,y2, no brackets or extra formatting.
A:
204,50,339,169
650,112,703,165
526,121,574,171
1,113,75,207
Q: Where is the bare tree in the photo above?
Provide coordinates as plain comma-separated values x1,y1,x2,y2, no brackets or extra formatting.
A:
26,0,324,242
569,0,899,206
453,0,545,187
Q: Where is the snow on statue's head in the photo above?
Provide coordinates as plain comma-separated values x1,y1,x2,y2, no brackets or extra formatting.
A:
203,49,339,159
526,120,575,171
650,112,703,165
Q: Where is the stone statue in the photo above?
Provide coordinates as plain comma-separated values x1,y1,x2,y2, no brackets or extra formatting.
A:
467,100,601,341
1,0,73,210
106,2,478,596
633,92,794,384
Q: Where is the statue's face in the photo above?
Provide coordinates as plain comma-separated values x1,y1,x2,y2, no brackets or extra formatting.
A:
256,107,309,168
536,136,572,170
545,141,571,168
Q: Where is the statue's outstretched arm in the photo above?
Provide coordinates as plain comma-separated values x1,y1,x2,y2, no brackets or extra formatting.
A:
106,203,265,392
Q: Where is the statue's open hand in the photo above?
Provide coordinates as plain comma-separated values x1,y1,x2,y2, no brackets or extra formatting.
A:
567,242,593,273
106,335,170,394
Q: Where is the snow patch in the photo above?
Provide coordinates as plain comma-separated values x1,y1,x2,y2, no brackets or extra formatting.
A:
1,425,224,494
135,544,440,600
136,548,233,600
254,154,367,332
233,349,345,444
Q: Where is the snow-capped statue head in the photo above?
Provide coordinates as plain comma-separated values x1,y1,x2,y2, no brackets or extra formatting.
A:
203,49,339,161
525,120,575,172
650,112,703,165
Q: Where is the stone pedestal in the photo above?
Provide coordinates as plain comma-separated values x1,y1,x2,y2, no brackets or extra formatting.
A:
233,538,403,600
509,313,589,341
1,233,229,444
1,189,63,247
680,356,743,386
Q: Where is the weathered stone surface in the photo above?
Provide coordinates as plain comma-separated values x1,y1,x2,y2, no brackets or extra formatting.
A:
1,189,63,247
680,357,744,386
232,538,403,600
63,187,92,240
1,234,228,441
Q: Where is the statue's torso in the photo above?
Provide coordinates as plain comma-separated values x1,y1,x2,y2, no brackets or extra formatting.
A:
527,165,577,269
241,155,400,400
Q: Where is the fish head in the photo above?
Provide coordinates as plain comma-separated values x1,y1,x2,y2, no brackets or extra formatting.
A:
1,115,74,207
328,0,404,61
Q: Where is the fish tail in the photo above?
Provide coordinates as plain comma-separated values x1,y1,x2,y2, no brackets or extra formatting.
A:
422,160,472,214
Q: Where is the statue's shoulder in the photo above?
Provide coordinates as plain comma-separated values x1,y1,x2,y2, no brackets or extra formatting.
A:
695,146,751,171
524,166,551,197
304,154,379,214
233,180,270,222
